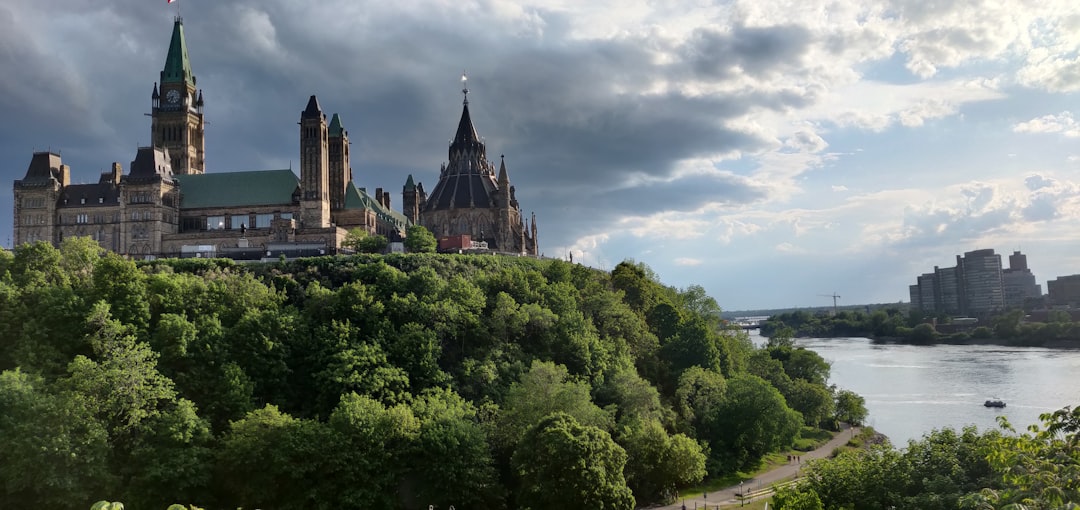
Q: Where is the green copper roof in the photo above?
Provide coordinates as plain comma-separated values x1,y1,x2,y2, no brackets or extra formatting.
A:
403,174,416,191
162,19,194,86
174,170,299,209
344,182,410,228
328,114,344,136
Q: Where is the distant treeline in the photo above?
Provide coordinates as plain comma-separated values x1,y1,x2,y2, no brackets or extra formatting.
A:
760,309,1080,347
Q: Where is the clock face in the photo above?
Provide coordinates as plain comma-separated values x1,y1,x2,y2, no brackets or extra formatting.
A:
166,89,180,104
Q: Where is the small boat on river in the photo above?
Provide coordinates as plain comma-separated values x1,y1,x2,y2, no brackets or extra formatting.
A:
984,399,1006,408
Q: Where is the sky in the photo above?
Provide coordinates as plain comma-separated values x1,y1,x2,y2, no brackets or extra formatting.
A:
2,0,1079,311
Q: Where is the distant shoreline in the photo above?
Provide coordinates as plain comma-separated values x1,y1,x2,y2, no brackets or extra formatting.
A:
845,335,1080,349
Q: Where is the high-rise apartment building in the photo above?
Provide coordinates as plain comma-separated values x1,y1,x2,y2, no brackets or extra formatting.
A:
959,249,1005,315
910,249,1032,316
1002,251,1041,309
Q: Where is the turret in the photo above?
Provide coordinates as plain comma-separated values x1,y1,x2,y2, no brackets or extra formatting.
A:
299,95,330,228
327,113,350,211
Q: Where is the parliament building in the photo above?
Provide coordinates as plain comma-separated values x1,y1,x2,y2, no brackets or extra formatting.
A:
12,17,539,259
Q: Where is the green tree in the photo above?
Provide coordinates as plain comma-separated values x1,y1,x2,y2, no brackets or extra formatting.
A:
0,369,113,508
496,360,613,448
620,419,706,504
407,391,504,509
342,227,368,252
911,322,938,344
360,233,389,253
772,485,824,510
216,405,331,509
404,224,437,253
834,389,868,426
674,365,727,440
513,412,635,510
962,406,1080,509
325,393,420,508
91,253,150,333
707,374,802,473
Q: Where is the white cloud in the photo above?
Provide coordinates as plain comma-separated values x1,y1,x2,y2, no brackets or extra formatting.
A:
674,257,704,266
1013,112,1080,137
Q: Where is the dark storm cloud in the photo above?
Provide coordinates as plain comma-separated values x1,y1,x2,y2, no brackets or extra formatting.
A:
683,24,813,79
1,0,820,249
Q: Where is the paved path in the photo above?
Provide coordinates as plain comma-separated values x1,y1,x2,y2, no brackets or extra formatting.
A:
653,426,860,509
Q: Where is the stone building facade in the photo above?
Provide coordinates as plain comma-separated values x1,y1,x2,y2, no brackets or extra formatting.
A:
12,17,407,259
402,82,539,255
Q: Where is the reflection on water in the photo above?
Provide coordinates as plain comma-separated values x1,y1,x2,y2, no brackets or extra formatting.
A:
753,333,1080,446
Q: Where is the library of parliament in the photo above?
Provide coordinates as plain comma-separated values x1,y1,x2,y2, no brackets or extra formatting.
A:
12,17,539,258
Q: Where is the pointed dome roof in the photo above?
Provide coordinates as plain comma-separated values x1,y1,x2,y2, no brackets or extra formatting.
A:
452,102,481,150
302,95,323,119
161,18,194,86
404,174,416,191
328,113,344,136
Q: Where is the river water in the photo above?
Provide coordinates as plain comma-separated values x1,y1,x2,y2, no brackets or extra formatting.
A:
756,333,1080,446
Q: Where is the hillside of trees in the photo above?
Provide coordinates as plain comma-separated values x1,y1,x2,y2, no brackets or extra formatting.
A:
0,238,862,509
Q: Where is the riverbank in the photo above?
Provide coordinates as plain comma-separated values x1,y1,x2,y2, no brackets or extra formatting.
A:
869,335,1080,349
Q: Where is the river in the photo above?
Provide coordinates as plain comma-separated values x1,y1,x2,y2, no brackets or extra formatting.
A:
752,332,1080,446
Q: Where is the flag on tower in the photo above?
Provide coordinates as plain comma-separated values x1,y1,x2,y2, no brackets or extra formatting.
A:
167,0,176,3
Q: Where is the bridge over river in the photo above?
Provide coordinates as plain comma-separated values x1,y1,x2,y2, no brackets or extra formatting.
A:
731,316,769,330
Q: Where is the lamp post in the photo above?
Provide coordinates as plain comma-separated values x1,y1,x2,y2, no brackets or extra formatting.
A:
740,481,745,506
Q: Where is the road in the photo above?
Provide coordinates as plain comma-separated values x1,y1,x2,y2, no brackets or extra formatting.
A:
654,426,860,509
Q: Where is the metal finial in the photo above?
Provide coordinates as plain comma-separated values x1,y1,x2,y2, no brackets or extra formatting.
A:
461,71,469,104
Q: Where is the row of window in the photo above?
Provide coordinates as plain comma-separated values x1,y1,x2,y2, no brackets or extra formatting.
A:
206,213,292,230
130,192,155,204
62,197,108,205
21,214,47,226
21,197,45,208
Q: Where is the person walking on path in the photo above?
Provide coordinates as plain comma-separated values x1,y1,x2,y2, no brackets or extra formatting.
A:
651,425,861,510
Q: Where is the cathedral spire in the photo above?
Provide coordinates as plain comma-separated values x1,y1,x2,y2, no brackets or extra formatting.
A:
161,18,194,86
498,155,509,185
451,74,482,155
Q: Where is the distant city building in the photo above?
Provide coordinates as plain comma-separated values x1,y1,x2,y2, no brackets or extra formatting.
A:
1047,275,1080,307
959,249,1005,315
1002,251,1041,309
937,265,962,315
910,249,1030,317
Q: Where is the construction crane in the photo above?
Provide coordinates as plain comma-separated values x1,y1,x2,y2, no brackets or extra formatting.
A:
819,293,841,315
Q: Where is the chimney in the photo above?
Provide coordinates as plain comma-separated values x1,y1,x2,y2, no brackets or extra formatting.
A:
375,187,384,207
382,192,391,209
59,164,71,187
110,162,122,184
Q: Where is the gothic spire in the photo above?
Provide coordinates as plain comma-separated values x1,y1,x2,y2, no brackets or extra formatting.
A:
498,155,509,184
302,95,323,119
161,18,194,86
328,113,344,136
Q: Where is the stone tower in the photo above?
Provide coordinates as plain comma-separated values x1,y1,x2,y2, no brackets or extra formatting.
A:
150,17,205,175
299,95,331,228
402,174,420,224
327,113,351,211
13,152,69,246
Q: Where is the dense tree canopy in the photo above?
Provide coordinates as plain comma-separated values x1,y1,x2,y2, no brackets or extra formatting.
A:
0,240,855,509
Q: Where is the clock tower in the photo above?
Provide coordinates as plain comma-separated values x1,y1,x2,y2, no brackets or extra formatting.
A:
151,17,205,175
